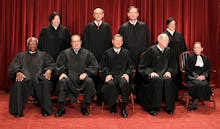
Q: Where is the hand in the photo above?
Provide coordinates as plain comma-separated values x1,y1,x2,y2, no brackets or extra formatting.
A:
16,72,26,82
121,74,129,83
105,75,113,83
79,73,88,80
163,72,171,78
196,75,206,81
150,72,159,78
59,73,68,80
44,70,52,80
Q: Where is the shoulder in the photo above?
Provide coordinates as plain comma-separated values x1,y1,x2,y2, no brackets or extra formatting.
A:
121,21,130,28
137,21,147,26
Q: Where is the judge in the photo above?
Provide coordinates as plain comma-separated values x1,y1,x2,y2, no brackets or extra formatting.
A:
138,33,177,116
99,34,135,117
39,12,71,60
118,6,150,99
163,17,187,89
9,37,54,117
185,42,212,111
83,8,112,104
55,35,98,117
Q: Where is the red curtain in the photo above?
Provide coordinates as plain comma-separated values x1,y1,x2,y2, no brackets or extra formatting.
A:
0,0,219,90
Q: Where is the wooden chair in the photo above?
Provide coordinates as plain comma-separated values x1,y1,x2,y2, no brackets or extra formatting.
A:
179,51,216,109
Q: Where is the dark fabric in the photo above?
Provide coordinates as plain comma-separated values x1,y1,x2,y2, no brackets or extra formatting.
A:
99,47,134,107
38,24,71,60
138,45,177,111
8,51,54,115
164,30,187,89
118,21,150,66
83,22,112,62
185,53,212,100
56,47,99,104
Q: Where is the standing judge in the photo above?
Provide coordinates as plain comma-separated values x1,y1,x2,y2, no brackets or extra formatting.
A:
9,37,54,117
55,35,98,117
164,17,187,89
138,33,177,116
118,6,150,98
38,12,71,61
100,34,134,117
185,42,212,111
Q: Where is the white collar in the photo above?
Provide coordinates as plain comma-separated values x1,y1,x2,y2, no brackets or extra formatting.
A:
129,20,138,26
28,51,36,54
156,44,165,52
195,55,204,67
113,47,121,54
94,20,102,26
167,28,175,36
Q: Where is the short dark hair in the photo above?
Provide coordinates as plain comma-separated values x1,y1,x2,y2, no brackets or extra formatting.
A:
48,12,62,23
166,17,175,25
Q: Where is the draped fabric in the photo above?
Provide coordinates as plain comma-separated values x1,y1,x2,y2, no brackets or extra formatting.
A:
0,0,219,90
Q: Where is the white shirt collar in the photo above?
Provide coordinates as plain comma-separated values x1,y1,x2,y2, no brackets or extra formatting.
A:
167,28,175,36
129,20,138,26
156,44,165,52
113,47,121,54
195,55,204,67
52,24,59,30
94,20,102,26
28,51,36,54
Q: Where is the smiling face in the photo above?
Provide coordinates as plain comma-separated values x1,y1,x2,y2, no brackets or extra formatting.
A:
112,34,123,49
51,15,61,27
193,42,203,55
127,7,139,21
93,8,104,22
27,37,38,52
167,20,176,31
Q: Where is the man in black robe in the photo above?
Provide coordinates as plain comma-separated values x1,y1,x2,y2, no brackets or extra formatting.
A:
38,12,71,61
163,17,187,90
99,34,135,117
138,33,177,116
9,37,54,118
185,42,212,111
83,8,112,104
118,6,150,99
55,35,98,117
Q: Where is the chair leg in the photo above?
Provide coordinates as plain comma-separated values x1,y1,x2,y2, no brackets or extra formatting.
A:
101,101,105,112
211,93,216,110
185,93,190,109
130,93,135,112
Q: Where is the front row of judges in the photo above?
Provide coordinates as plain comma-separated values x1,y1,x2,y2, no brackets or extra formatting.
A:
9,34,212,118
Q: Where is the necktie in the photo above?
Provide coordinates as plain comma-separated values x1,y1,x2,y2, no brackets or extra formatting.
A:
195,55,204,67
97,23,100,30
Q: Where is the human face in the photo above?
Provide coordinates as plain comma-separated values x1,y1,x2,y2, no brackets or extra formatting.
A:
127,8,139,21
167,20,176,31
112,36,123,49
27,38,38,52
158,34,169,49
51,15,61,27
93,8,104,22
193,43,203,55
71,35,82,50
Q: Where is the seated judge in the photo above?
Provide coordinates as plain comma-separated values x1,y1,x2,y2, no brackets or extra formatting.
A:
9,37,54,117
55,34,98,117
185,42,212,111
138,33,177,116
99,34,135,117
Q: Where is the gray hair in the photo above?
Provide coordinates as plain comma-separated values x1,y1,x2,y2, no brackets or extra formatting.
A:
26,37,38,45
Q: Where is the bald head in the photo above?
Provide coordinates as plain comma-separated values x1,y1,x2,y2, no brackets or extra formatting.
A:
93,8,104,22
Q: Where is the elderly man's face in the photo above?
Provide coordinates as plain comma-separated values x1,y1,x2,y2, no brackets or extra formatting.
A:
93,8,104,22
127,8,139,20
51,15,61,27
71,35,82,50
158,34,169,49
27,39,38,52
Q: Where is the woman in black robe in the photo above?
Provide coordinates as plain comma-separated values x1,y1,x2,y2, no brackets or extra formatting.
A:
185,42,212,110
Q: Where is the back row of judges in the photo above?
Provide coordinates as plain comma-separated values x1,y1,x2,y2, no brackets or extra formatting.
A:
9,6,211,118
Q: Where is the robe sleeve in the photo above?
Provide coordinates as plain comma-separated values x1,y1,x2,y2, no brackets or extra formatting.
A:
185,55,199,80
8,53,23,80
43,53,55,72
125,52,135,76
55,51,68,76
38,28,47,51
99,52,111,78
167,49,178,77
84,52,99,77
82,25,90,49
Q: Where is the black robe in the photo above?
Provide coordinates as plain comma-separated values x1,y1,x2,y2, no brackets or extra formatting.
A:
99,48,135,107
118,21,150,66
164,30,187,89
56,48,99,104
38,24,71,60
83,22,112,62
8,50,54,115
138,45,178,111
185,53,212,100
